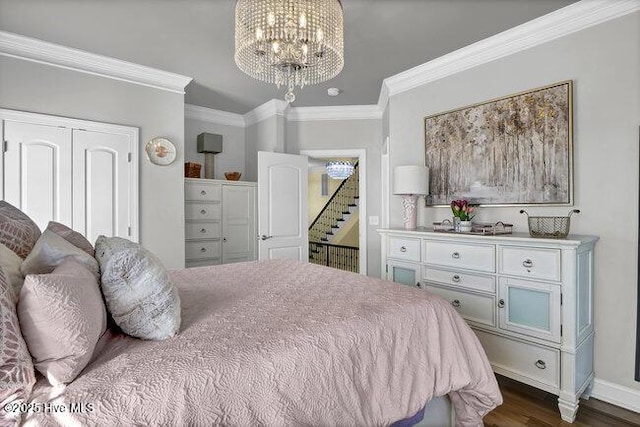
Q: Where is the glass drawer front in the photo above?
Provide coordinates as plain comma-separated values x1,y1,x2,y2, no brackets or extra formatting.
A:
393,266,417,287
499,277,561,343
508,287,550,331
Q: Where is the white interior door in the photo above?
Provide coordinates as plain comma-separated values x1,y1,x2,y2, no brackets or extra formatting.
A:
2,120,72,230
257,151,308,261
222,184,256,263
72,129,132,244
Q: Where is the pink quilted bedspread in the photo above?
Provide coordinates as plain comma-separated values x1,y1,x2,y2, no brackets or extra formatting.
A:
25,260,501,426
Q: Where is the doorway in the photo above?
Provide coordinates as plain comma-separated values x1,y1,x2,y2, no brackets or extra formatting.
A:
301,149,367,275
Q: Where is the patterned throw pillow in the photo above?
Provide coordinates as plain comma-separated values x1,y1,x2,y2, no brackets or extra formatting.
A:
0,201,41,259
95,236,181,340
0,244,24,302
45,221,94,256
0,266,36,426
18,259,107,386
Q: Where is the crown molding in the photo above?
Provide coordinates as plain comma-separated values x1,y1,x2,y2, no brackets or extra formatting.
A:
0,30,193,94
184,104,246,127
383,0,640,98
288,104,383,121
244,99,290,126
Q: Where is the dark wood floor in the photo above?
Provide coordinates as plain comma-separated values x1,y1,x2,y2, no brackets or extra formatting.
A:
484,375,640,426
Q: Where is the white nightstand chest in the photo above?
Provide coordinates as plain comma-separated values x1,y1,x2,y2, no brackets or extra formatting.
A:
378,228,598,423
185,178,257,268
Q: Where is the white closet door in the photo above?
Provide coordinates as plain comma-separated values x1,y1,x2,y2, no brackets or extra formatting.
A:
222,184,256,263
72,129,131,244
3,121,72,230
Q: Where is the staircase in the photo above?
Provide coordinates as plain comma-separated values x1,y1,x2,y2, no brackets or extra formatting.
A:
309,162,359,272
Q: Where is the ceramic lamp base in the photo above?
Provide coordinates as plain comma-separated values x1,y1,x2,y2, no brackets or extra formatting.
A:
204,153,216,179
401,194,420,230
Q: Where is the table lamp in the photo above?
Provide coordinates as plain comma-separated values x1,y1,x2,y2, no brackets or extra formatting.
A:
393,165,429,230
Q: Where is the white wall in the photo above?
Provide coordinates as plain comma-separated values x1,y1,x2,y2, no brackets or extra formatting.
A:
0,56,186,269
287,119,383,278
184,118,246,180
388,12,640,391
245,115,284,182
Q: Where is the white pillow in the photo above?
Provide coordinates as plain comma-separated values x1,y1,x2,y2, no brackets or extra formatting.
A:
18,259,107,386
95,236,181,340
21,230,100,279
0,243,24,301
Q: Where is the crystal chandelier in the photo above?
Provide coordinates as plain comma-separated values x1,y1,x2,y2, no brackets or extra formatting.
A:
325,160,354,180
234,0,344,103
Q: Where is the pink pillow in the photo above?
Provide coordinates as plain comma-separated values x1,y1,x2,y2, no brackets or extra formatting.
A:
18,259,107,386
0,201,41,259
0,266,35,425
45,221,94,256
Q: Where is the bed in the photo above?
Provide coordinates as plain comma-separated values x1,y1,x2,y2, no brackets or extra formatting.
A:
21,259,501,426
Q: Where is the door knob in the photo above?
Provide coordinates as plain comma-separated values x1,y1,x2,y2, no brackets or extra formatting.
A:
259,235,273,241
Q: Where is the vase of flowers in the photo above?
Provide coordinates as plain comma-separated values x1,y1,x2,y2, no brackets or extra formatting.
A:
451,199,475,232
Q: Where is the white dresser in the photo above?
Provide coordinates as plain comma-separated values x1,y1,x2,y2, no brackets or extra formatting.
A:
185,178,257,268
378,228,598,423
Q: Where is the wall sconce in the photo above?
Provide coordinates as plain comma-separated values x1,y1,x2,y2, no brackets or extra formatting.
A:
393,165,429,230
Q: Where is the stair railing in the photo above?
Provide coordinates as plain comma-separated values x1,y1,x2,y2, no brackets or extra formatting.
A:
309,162,359,243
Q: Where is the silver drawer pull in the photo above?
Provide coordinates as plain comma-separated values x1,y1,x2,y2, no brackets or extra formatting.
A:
200,209,207,215
400,246,407,253
200,228,207,234
498,299,505,308
416,282,422,289
535,360,546,370
200,190,207,196
451,252,460,259
451,299,461,308
200,247,207,253
522,259,534,268
452,274,461,283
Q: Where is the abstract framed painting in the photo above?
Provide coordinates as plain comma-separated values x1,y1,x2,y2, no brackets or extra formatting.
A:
424,80,573,206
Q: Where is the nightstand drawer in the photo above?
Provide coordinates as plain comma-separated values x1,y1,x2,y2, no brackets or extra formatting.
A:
425,284,495,327
185,222,221,240
185,202,221,221
475,330,560,389
185,183,221,202
424,267,495,293
186,241,221,260
424,241,495,272
388,236,421,262
499,246,561,281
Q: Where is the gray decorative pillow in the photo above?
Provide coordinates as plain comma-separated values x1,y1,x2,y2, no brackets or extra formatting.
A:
95,236,181,340
20,230,100,280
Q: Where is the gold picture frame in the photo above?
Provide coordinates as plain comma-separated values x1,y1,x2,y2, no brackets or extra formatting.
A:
424,80,573,206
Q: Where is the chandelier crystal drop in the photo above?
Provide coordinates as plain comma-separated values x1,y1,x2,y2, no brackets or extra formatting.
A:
325,160,354,180
235,0,344,103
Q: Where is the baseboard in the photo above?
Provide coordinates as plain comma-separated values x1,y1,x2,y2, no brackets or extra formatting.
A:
591,378,640,413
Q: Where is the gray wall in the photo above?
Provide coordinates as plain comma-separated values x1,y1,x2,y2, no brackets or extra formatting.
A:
287,118,383,278
0,56,186,269
185,118,246,180
245,115,286,181
388,13,640,390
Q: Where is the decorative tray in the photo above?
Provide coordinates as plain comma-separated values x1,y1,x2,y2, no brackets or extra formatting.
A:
433,220,513,235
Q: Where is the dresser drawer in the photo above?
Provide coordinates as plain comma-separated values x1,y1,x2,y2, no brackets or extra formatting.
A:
185,202,221,221
185,222,221,240
424,267,495,293
424,241,495,272
186,258,221,268
499,246,561,281
185,241,221,260
388,236,421,262
475,330,560,389
425,285,495,327
185,183,221,202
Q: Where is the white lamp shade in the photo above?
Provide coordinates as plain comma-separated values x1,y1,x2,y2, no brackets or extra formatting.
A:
393,165,429,195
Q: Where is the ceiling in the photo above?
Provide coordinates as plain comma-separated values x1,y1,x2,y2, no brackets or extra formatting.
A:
0,0,577,114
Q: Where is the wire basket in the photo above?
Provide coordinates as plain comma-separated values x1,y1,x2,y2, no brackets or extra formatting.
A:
520,209,580,239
